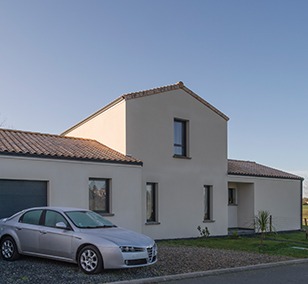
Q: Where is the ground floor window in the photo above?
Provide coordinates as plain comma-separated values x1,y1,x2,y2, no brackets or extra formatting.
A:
204,185,212,221
146,183,158,223
89,178,111,214
228,188,237,205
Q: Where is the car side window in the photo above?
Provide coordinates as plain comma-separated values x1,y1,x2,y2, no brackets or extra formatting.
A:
44,210,69,228
20,210,43,225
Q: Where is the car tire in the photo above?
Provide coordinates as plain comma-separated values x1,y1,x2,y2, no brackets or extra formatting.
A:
78,245,103,274
0,236,20,261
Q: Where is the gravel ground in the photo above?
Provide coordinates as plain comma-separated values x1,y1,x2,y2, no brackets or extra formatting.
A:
0,244,293,284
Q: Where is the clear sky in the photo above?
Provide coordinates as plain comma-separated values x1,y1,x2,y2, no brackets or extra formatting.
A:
1,0,307,195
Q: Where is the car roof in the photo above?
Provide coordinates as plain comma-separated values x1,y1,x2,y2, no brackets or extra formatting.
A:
23,206,90,212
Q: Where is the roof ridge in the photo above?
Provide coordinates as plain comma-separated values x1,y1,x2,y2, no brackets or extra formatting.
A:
122,81,183,100
62,81,229,135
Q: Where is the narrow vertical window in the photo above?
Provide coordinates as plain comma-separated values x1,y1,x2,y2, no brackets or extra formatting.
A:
204,185,212,221
89,178,111,214
174,119,188,157
146,183,158,223
228,188,236,205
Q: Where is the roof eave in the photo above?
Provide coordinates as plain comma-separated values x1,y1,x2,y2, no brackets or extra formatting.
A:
228,172,304,181
0,152,143,166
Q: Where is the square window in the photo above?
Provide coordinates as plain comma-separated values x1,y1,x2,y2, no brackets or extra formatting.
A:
89,178,111,213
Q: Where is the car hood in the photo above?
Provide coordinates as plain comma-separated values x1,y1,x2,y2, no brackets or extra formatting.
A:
79,227,154,247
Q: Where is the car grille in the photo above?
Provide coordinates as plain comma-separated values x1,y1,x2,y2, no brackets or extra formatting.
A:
147,245,156,263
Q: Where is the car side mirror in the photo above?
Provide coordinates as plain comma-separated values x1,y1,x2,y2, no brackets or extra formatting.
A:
55,221,69,230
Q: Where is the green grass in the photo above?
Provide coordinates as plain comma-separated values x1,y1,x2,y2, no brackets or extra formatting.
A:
159,230,308,259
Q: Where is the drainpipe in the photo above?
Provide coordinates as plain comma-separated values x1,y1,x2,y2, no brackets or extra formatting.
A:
301,179,303,230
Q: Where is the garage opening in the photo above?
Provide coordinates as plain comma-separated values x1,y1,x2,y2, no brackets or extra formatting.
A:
0,179,47,218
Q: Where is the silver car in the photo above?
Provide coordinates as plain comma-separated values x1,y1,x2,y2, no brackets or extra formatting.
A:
0,207,157,274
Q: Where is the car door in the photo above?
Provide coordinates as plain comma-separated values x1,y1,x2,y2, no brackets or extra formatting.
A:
16,209,44,253
38,210,74,260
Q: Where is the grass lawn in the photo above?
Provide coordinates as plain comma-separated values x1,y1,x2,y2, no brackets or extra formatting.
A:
159,230,308,259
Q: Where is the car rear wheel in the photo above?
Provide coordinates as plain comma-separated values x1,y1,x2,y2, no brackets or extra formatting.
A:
78,245,103,274
0,236,20,261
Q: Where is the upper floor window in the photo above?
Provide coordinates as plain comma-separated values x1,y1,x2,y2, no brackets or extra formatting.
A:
174,119,188,157
89,178,111,214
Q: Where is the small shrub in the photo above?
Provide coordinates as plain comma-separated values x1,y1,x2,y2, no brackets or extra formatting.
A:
254,210,275,245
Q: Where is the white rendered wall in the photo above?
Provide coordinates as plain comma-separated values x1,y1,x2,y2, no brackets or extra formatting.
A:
0,155,143,233
64,100,127,154
228,175,301,231
125,89,228,239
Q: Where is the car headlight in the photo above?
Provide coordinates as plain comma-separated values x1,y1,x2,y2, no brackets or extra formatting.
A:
120,246,144,253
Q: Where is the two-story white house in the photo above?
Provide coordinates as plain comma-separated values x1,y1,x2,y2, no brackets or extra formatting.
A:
0,82,303,239
62,82,303,238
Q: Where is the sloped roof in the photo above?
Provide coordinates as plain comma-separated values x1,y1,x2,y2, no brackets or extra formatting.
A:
228,159,303,180
0,128,142,165
62,81,229,135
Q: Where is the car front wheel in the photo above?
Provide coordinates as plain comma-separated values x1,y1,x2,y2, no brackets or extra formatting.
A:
0,236,20,261
78,245,103,274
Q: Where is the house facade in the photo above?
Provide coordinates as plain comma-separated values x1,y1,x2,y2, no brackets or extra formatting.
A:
63,82,230,239
0,82,303,239
63,82,303,238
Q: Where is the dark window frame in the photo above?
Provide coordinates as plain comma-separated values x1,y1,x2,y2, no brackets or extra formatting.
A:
146,182,158,224
228,188,237,205
173,118,189,157
89,178,111,214
203,185,212,221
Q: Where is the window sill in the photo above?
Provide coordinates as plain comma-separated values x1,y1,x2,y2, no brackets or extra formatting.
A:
203,219,215,223
173,155,192,160
145,221,161,225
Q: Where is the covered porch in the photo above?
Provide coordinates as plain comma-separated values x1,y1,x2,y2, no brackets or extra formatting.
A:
228,182,255,231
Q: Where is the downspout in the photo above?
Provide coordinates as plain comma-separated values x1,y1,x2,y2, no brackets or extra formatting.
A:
300,179,303,230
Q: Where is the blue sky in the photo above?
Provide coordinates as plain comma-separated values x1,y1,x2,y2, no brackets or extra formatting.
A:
1,1,307,195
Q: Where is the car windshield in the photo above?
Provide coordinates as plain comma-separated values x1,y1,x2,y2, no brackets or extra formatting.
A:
65,210,116,228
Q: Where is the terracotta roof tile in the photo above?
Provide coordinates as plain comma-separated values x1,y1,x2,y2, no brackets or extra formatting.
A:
0,128,142,165
228,159,303,180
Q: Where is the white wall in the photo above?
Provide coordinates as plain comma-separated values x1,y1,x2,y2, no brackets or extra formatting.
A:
64,88,229,239
65,100,127,154
125,89,228,239
254,177,302,231
228,175,301,232
0,155,143,233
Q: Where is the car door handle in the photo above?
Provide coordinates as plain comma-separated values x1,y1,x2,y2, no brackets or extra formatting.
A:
16,227,22,231
40,231,47,234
